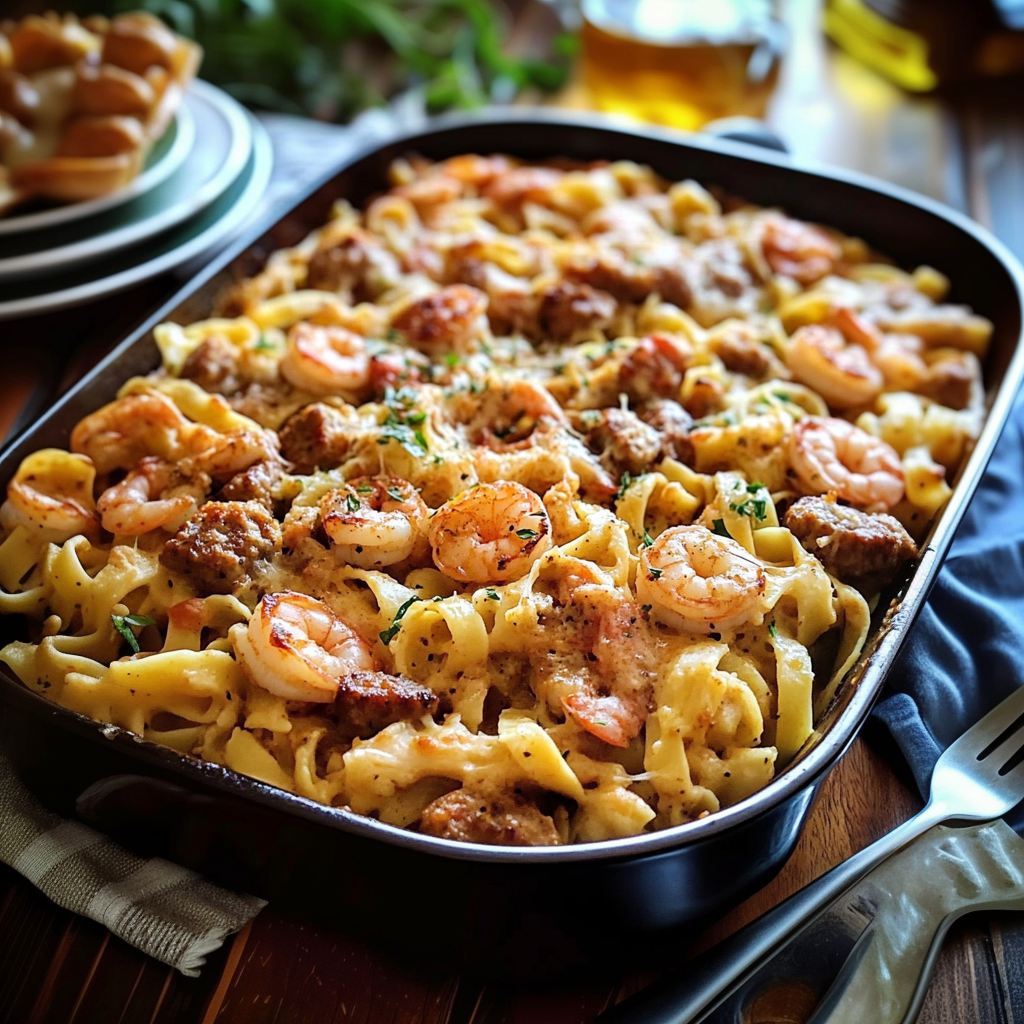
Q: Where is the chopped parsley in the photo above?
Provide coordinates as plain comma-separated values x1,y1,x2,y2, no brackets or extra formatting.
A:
516,528,539,540
379,596,419,646
406,410,427,425
485,588,500,601
641,604,652,613
253,334,275,352
616,472,633,501
712,519,731,538
386,486,405,502
445,352,461,367
728,497,768,521
768,620,779,640
642,530,654,548
648,568,663,579
111,614,156,654
345,493,361,512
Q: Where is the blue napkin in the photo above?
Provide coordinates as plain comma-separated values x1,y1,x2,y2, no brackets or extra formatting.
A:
874,387,1024,829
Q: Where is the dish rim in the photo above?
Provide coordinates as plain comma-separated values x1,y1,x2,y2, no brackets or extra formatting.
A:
2,106,1023,866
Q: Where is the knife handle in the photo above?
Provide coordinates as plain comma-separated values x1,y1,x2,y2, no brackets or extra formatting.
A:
598,806,945,1024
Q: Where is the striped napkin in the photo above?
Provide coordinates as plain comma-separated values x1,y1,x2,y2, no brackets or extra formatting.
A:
0,749,266,976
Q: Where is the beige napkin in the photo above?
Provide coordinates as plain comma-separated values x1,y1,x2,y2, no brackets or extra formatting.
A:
0,749,266,976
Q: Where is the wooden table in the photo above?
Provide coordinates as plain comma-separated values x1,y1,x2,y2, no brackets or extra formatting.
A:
2,1,1024,1021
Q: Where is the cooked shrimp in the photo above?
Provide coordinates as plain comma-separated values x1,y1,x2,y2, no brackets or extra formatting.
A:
96,456,201,535
429,481,552,583
618,333,693,404
788,325,883,410
70,392,200,474
390,284,489,356
831,306,927,391
233,591,377,703
280,321,371,398
449,377,567,447
1,449,98,541
789,416,904,510
636,525,767,633
320,476,428,568
190,427,279,482
762,215,841,284
532,560,654,747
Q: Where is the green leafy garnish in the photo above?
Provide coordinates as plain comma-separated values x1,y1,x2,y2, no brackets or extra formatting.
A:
485,588,500,601
616,472,633,501
769,620,779,640
648,568,663,579
112,614,156,654
253,334,275,352
641,604,652,613
712,519,731,538
379,596,419,646
516,528,539,540
345,493,361,512
406,410,426,425
642,530,654,548
445,353,461,367
387,486,405,502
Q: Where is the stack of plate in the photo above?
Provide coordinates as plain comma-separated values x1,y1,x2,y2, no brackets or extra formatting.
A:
0,81,273,321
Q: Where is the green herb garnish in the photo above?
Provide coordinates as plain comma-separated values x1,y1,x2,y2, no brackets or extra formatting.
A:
642,530,654,548
112,614,156,654
616,472,633,501
516,528,539,540
345,493,361,512
485,588,500,601
387,486,405,501
379,596,419,646
712,519,731,538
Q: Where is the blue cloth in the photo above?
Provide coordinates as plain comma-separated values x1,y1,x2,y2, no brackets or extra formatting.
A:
874,387,1024,829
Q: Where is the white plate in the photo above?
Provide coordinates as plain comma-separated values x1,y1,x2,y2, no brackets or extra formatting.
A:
0,117,272,320
0,102,196,238
0,80,253,281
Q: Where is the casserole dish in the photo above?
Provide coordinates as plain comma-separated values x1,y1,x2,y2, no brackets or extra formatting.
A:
2,111,1022,973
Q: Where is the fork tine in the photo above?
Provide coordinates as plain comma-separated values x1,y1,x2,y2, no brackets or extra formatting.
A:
949,686,1024,756
985,720,1024,774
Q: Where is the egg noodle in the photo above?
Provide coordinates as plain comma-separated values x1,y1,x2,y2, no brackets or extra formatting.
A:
0,154,991,846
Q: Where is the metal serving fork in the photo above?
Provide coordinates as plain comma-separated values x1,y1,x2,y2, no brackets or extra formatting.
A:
599,683,1024,1024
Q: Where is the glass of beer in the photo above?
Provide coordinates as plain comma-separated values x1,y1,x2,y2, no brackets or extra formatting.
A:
579,0,785,130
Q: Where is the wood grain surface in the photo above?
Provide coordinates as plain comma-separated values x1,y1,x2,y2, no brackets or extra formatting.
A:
2,1,1024,1021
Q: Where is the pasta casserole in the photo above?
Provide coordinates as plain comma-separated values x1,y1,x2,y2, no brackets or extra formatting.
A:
0,154,992,846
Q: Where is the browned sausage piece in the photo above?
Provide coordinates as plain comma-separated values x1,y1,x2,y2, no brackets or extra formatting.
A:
535,280,616,342
784,494,918,593
574,407,664,478
160,501,281,594
418,788,561,846
337,671,438,737
637,398,694,462
278,403,352,474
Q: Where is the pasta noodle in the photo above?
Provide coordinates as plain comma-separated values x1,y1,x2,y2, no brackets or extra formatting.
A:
0,153,992,846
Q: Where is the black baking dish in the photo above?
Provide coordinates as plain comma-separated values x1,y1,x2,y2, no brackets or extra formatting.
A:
2,110,1023,974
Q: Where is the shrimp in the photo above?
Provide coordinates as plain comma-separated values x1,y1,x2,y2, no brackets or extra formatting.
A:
280,321,371,398
390,284,489,356
70,391,201,474
762,215,841,285
789,416,904,511
533,560,654,747
449,377,567,447
0,449,98,541
787,324,883,410
96,456,203,535
429,481,552,583
618,333,693,404
320,476,428,568
233,591,377,702
636,525,767,633
831,306,927,392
